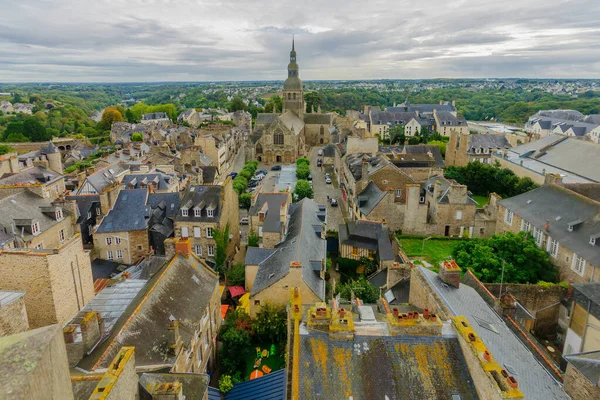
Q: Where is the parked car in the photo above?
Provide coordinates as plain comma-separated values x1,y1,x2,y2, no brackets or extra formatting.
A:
325,177,332,184
271,165,282,171
330,198,338,207
325,173,330,179
317,159,322,167
228,172,238,179
240,217,249,225
257,169,268,175
307,174,312,181
255,174,265,181
317,149,324,156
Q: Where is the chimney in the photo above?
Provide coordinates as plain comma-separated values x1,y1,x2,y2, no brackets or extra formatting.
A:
361,160,368,182
80,312,102,352
63,325,77,344
439,260,461,288
452,100,456,107
544,173,563,186
148,383,184,400
544,220,549,231
168,320,182,354
174,237,191,257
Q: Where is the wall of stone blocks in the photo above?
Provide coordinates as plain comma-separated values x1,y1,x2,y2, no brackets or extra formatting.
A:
0,295,29,336
563,362,600,400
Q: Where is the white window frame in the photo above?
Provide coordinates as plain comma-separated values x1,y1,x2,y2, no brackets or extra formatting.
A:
106,237,112,246
87,211,92,219
194,245,202,256
116,249,123,259
504,209,513,225
107,250,114,260
546,237,559,258
31,222,40,235
88,225,93,235
181,226,189,238
194,208,201,217
59,229,65,242
194,227,201,238
520,220,531,232
532,227,543,247
572,254,586,277
207,208,214,218
96,207,101,215
35,242,44,249
115,236,121,244
206,227,213,238
207,244,215,257
55,208,63,220
395,189,402,198
456,210,463,220
181,208,189,217
590,237,596,246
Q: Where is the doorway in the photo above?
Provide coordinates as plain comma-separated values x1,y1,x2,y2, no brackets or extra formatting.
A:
444,226,450,236
276,155,282,162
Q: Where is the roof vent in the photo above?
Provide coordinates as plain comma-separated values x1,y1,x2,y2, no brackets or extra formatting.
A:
473,316,499,334
526,200,532,204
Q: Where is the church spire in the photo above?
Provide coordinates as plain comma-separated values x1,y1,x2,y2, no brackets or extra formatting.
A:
292,35,295,52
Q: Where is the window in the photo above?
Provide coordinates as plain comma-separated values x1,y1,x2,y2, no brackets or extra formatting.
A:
504,209,513,225
88,225,93,235
31,222,40,235
194,245,202,256
116,249,123,259
547,237,559,258
107,250,114,260
532,227,543,247
206,227,213,238
455,210,463,220
572,254,586,276
207,244,215,257
181,208,189,217
352,246,359,256
59,229,65,242
35,242,44,249
395,189,402,198
96,207,101,215
520,220,531,232
194,208,201,217
254,300,261,306
258,226,263,237
115,237,121,244
106,237,112,246
194,227,201,238
274,132,284,145
137,245,143,251
87,211,92,219
590,237,597,246
55,208,63,220
207,209,214,218
181,226,189,238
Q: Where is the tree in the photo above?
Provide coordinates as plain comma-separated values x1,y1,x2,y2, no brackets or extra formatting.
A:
98,107,124,131
428,140,447,157
335,276,379,303
452,231,558,284
253,303,287,344
388,124,404,145
220,327,250,375
264,95,282,113
228,96,247,112
232,176,248,194
294,179,313,201
226,262,246,286
23,118,50,141
213,223,230,275
131,132,143,142
248,229,259,247
296,157,310,166
296,164,310,180
219,375,234,393
238,193,251,209
0,145,14,155
125,109,136,123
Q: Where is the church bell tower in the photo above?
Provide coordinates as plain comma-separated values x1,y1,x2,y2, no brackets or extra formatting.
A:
282,37,304,118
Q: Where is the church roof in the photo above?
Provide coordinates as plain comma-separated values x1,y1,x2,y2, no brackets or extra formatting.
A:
283,76,303,90
304,113,332,125
279,111,304,134
255,113,278,126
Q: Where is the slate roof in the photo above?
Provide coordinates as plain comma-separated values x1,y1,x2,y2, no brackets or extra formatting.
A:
122,173,175,191
304,113,332,125
564,350,600,386
370,111,418,126
572,282,600,322
499,135,600,183
139,373,210,400
345,153,387,181
255,113,279,126
421,176,478,205
322,144,337,157
199,166,217,184
245,247,278,266
80,254,219,369
225,369,286,400
176,185,222,223
91,258,125,279
387,103,456,114
0,165,62,186
381,145,445,168
298,331,478,400
338,220,395,261
498,184,600,265
279,110,305,133
419,267,569,400
467,134,511,153
249,193,289,233
0,291,25,307
142,112,169,120
96,188,149,233
436,111,467,126
66,194,100,223
147,192,180,219
248,198,326,300
0,190,71,243
81,163,129,194
357,181,387,216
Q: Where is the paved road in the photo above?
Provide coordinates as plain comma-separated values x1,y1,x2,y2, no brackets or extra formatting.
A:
309,147,345,231
221,144,246,178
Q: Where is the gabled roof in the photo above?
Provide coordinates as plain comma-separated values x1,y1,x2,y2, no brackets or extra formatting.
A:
66,194,100,223
81,163,129,194
96,189,149,233
199,166,217,184
435,110,467,126
571,282,600,322
122,173,175,191
419,267,569,400
467,134,511,153
248,198,326,300
176,185,222,223
279,110,304,133
0,165,62,186
249,193,289,233
499,184,600,265
304,113,332,125
338,220,395,261
564,350,600,386
255,113,279,126
357,181,387,216
147,192,180,219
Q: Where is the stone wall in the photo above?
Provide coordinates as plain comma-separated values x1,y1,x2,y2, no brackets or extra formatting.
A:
485,283,566,315
89,347,138,400
346,136,378,155
0,294,29,335
408,268,449,320
262,231,281,248
564,357,600,399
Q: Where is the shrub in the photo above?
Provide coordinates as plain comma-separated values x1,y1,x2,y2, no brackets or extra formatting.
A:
294,179,313,200
335,276,379,303
227,262,246,286
296,164,310,180
248,229,259,247
219,375,234,393
253,303,287,344
296,157,310,166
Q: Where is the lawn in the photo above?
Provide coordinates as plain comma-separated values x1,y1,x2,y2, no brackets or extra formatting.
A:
471,195,489,208
397,237,466,268
242,341,286,381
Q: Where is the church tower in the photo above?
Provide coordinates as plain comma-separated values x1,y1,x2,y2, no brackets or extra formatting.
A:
282,37,304,118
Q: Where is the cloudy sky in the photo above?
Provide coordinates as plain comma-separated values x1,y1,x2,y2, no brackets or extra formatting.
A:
1,0,599,82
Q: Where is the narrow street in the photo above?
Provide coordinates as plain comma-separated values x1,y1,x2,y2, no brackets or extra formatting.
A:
308,147,345,231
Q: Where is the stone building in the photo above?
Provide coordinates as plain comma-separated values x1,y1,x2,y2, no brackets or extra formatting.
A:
0,164,65,201
446,130,512,167
433,109,468,137
0,290,29,336
0,234,94,328
563,282,600,358
249,40,333,163
65,194,101,246
563,349,600,400
248,191,292,248
338,220,396,269
175,178,240,262
496,177,600,283
76,163,130,195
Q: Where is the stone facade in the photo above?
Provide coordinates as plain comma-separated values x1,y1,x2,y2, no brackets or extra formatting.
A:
93,229,149,265
0,292,29,336
0,235,94,328
425,178,477,237
563,359,600,400
88,347,138,400
408,268,449,320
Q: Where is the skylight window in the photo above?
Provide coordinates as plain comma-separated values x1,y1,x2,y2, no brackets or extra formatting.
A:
473,316,499,334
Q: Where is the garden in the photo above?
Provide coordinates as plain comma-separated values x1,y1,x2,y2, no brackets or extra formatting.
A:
397,236,465,269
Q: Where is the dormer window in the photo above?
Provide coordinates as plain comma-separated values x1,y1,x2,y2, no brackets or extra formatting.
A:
31,222,40,235
207,208,214,218
55,208,63,221
194,209,201,217
591,236,598,246
181,208,189,217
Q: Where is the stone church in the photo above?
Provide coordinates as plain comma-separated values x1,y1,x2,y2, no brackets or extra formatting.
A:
249,39,333,163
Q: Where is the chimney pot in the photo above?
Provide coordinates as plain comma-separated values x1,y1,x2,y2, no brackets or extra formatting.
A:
430,314,437,322
392,308,399,317
507,376,518,389
483,350,491,362
468,333,477,342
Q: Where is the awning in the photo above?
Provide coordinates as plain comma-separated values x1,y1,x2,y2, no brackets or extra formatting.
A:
219,285,225,297
228,286,246,297
221,305,230,320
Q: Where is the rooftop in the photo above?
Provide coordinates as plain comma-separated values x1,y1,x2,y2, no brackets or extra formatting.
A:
249,193,289,233
177,185,222,222
96,188,150,233
0,290,25,307
338,220,395,261
0,165,62,186
564,350,600,386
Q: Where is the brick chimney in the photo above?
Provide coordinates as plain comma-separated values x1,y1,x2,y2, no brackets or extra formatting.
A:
544,173,563,186
63,325,77,344
174,237,191,257
80,312,102,352
439,260,461,288
361,160,369,182
148,383,184,400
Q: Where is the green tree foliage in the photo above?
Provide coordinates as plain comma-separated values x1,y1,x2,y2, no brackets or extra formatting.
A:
129,102,178,121
125,109,136,123
428,140,447,157
98,107,124,131
264,96,282,113
296,164,310,180
335,276,380,303
248,229,259,247
131,132,143,142
304,91,323,112
296,157,310,166
232,176,248,194
387,125,405,145
213,223,230,276
452,232,558,284
220,327,251,375
294,179,313,201
0,144,14,155
23,118,50,141
238,193,251,209
227,262,246,286
228,96,247,112
219,375,234,393
444,161,538,198
253,303,287,344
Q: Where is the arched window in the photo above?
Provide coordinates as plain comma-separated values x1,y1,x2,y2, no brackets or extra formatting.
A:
274,131,284,145
293,93,296,100
288,93,291,100
320,126,325,135
256,143,263,154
